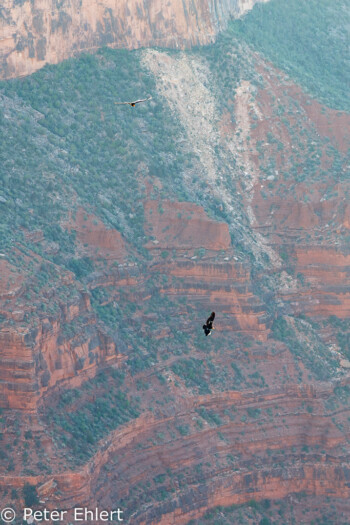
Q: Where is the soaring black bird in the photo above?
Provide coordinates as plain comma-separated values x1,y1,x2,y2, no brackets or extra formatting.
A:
203,312,215,336
115,96,152,107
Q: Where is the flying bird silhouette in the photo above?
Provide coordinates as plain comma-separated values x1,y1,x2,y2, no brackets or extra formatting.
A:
203,312,215,336
115,96,152,107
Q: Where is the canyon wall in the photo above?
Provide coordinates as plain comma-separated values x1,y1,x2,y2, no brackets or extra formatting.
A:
0,0,268,79
0,5,349,522
0,260,122,411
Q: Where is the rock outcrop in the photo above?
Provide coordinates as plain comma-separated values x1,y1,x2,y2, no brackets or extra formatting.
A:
157,258,269,339
66,206,128,261
1,380,350,523
0,254,122,411
0,0,268,79
144,200,231,251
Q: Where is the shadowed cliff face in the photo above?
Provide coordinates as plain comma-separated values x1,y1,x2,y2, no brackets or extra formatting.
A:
0,0,268,79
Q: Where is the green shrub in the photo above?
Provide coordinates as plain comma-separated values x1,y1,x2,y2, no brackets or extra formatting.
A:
23,483,39,506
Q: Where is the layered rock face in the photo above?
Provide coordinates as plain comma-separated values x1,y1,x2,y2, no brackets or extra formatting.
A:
245,63,350,321
157,258,269,339
1,194,349,523
144,200,231,251
0,0,268,79
290,248,350,318
1,375,350,523
0,10,349,524
0,257,121,411
66,206,128,260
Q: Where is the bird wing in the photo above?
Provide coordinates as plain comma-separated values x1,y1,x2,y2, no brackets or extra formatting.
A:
133,96,152,104
115,96,152,105
206,312,215,325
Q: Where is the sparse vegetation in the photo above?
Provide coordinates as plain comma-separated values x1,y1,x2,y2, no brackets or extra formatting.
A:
272,316,337,380
23,483,39,506
0,0,348,520
230,0,349,111
44,370,139,463
171,358,211,394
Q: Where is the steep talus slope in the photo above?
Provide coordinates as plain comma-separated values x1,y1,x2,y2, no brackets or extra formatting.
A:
0,0,349,523
141,49,282,269
0,0,268,79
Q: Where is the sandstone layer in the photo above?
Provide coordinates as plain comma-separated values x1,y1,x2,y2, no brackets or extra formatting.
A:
0,0,268,79
144,200,231,251
0,250,127,411
0,16,349,525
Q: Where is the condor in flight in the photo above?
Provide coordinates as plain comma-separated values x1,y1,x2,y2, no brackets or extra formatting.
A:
203,312,215,336
115,96,152,107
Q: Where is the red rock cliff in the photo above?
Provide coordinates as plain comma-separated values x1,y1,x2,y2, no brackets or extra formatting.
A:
0,0,268,79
